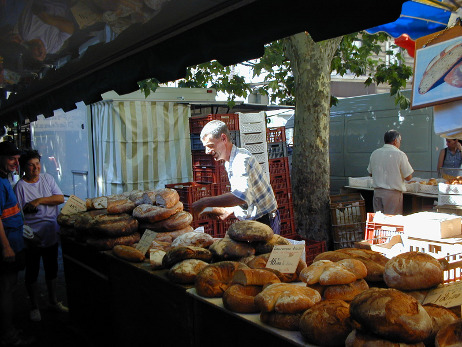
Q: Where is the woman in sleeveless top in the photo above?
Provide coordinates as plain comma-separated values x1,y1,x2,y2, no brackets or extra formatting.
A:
437,139,462,175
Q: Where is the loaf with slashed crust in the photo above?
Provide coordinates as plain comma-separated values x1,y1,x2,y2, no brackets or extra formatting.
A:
299,299,353,346
349,288,432,343
171,231,214,248
195,261,249,297
162,246,212,268
155,188,180,208
167,259,209,284
260,312,303,331
227,220,274,242
345,329,426,347
323,279,369,302
254,283,321,314
140,211,192,232
384,251,444,290
222,284,261,313
132,202,183,223
107,198,136,215
209,236,255,260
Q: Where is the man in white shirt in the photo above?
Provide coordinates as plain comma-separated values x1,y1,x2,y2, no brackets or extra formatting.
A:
367,130,414,215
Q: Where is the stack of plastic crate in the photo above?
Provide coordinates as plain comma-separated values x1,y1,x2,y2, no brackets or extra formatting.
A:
267,126,295,237
187,114,240,237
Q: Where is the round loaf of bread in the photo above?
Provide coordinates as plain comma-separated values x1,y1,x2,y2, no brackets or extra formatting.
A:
209,236,255,260
350,288,432,343
128,190,146,205
254,283,321,314
299,299,352,346
86,232,141,250
231,268,281,286
222,284,262,313
162,246,212,268
227,220,274,242
384,252,444,290
112,245,145,262
142,211,192,232
77,213,139,237
254,234,291,254
107,198,136,215
167,259,209,284
323,279,369,302
260,312,302,331
152,226,193,243
72,209,108,230
423,304,459,345
171,231,214,248
195,261,249,298
132,202,183,223
345,330,426,347
435,319,462,347
155,188,180,208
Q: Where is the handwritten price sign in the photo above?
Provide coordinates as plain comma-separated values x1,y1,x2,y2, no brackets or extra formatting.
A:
60,195,86,215
423,281,462,307
266,244,305,273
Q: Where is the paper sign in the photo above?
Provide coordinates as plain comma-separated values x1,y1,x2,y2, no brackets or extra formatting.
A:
423,281,462,307
136,229,157,255
60,195,86,215
266,244,305,273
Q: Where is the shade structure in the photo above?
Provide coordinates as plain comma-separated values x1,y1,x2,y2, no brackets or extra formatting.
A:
365,1,453,40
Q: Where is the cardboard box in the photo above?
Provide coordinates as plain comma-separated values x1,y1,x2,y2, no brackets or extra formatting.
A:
404,212,462,239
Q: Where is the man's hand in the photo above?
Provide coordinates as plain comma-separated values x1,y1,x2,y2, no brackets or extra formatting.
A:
200,207,233,220
23,202,38,214
2,244,15,262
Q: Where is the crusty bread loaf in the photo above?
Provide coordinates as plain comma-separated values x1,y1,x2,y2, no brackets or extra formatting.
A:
260,312,302,331
254,283,321,314
337,258,368,279
384,251,444,290
106,198,136,215
435,319,462,347
128,190,146,205
299,260,333,284
319,262,359,286
86,232,140,250
345,329,426,347
141,211,192,232
419,42,462,94
232,268,281,286
132,202,183,223
171,231,214,248
195,261,249,298
299,299,352,346
209,236,255,260
162,246,212,268
149,249,166,269
167,259,209,284
155,188,180,208
76,213,139,237
85,196,107,210
152,226,193,243
72,209,108,230
222,284,261,313
423,304,459,345
323,279,369,302
254,234,291,254
350,288,432,343
112,245,145,262
149,239,171,252
227,220,274,242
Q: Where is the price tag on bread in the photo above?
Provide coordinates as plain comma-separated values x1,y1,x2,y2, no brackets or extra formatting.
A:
136,229,157,256
423,281,462,307
266,244,305,273
60,195,86,215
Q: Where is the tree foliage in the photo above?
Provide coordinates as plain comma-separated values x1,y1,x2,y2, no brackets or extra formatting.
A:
139,31,413,108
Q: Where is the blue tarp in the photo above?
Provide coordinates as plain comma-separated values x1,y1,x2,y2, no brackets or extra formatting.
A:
366,1,452,40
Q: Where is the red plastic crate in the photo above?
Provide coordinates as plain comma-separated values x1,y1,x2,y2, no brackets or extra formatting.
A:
268,157,290,176
189,114,239,134
191,151,223,168
191,217,219,237
274,189,293,206
217,216,239,237
284,234,327,265
212,183,231,196
193,166,229,184
270,173,291,191
267,127,286,143
165,182,213,212
277,204,294,221
279,219,295,236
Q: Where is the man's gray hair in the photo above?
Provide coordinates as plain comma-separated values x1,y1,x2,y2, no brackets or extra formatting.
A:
384,129,400,144
200,120,231,141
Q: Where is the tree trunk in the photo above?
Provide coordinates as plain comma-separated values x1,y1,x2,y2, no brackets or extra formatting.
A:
284,32,342,246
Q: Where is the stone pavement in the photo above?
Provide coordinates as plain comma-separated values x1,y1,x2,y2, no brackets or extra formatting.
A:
11,244,96,347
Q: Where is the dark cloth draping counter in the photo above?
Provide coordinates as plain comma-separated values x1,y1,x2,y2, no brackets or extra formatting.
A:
61,236,317,347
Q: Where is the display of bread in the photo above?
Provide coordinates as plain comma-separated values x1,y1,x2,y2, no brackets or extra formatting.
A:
299,259,367,285
350,288,433,344
195,261,249,297
162,246,213,269
299,299,352,346
167,259,209,284
384,251,444,290
170,231,214,248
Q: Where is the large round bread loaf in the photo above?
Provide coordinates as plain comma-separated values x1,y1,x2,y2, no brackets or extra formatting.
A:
155,188,180,208
128,190,146,206
195,261,249,297
227,220,274,242
167,259,209,284
423,304,459,345
435,319,462,347
162,246,212,268
171,231,214,248
254,283,321,313
323,279,369,302
209,236,255,260
76,213,139,237
299,299,352,346
349,288,432,343
107,198,136,215
86,232,140,250
132,202,183,223
254,234,291,254
72,209,108,230
152,226,193,243
141,211,192,232
384,251,444,290
222,284,261,313
260,312,302,331
231,268,280,286
345,330,426,347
